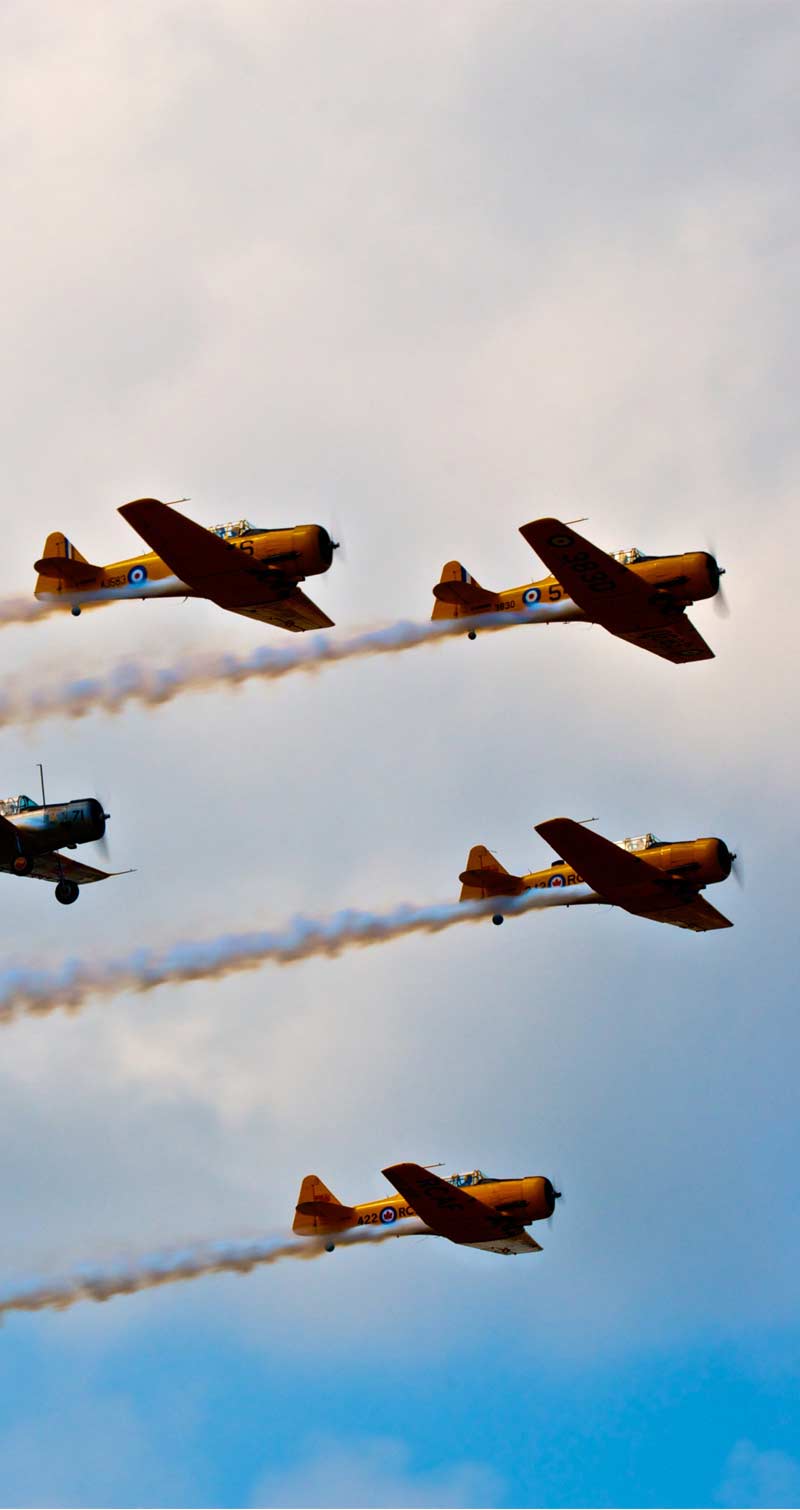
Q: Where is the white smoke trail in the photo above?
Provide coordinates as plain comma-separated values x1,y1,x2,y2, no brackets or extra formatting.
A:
0,610,533,729
0,888,580,1028
0,1222,429,1320
0,597,64,628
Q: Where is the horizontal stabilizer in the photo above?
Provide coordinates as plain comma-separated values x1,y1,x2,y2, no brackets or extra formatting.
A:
433,579,498,610
432,560,497,620
295,1199,356,1221
460,843,524,902
34,555,102,583
459,867,526,897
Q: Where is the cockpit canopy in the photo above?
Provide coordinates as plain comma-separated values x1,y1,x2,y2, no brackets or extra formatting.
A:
209,519,261,539
609,547,648,566
618,833,662,853
448,1169,495,1188
0,794,40,817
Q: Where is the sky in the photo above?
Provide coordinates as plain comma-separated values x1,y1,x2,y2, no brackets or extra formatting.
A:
0,1,798,1505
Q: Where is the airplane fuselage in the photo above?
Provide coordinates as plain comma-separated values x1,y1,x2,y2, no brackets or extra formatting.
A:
0,799,106,859
34,524,334,614
515,835,733,905
0,798,108,892
294,1174,557,1255
445,551,720,627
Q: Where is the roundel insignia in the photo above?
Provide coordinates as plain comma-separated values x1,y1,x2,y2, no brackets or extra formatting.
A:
523,587,541,606
549,533,573,548
379,1206,397,1224
127,564,148,585
549,873,565,888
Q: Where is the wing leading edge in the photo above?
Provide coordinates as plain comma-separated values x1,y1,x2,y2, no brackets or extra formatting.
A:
119,499,333,630
535,818,732,932
382,1163,541,1251
519,518,713,664
1,853,131,885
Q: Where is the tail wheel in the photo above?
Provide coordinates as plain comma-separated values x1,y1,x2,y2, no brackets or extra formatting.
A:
55,880,80,905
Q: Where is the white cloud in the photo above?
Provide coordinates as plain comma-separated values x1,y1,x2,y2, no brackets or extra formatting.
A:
250,1434,503,1510
0,0,795,1392
717,1439,800,1509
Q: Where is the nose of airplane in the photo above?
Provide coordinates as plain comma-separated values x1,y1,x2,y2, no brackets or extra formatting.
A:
716,839,735,879
543,1178,562,1217
703,551,725,595
317,526,335,567
87,798,108,837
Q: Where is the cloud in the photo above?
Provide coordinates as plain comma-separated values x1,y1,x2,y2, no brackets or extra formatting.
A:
0,1389,189,1508
717,1439,800,1509
250,1434,503,1510
0,7,797,1508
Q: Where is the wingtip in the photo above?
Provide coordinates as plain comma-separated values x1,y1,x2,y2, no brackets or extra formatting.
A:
519,516,561,543
118,498,166,521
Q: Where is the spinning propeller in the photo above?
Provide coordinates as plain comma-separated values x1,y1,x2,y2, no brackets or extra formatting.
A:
93,790,113,863
707,542,730,618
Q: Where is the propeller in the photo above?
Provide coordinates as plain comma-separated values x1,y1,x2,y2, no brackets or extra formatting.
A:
546,1182,564,1226
328,505,346,565
713,576,730,619
730,848,744,888
94,791,112,862
706,541,730,618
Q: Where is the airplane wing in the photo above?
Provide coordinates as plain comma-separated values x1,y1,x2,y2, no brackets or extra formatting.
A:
230,588,334,632
382,1163,541,1249
519,518,713,664
118,499,333,630
535,818,732,932
4,853,131,885
0,814,23,864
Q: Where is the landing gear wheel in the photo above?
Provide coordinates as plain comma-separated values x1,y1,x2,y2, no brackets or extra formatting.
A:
71,606,81,617
468,630,477,640
324,1243,335,1253
492,914,504,927
55,880,80,905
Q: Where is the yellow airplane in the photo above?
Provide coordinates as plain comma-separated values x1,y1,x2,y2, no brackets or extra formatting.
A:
293,1163,561,1256
432,516,726,663
34,498,338,631
460,817,736,931
0,777,130,905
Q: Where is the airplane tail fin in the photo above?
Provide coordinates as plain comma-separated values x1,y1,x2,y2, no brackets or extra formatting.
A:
459,844,527,902
432,561,499,620
293,1174,356,1235
34,533,103,594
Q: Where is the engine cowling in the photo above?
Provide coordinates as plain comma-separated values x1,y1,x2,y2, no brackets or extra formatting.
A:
640,551,722,605
522,1176,560,1222
288,525,335,578
648,837,733,886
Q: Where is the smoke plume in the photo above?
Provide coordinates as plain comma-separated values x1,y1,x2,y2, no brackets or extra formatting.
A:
0,597,61,628
0,1222,429,1320
0,610,533,729
0,889,576,1027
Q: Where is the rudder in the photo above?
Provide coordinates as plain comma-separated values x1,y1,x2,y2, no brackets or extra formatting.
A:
34,532,102,593
432,561,498,620
293,1174,355,1235
459,844,526,901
